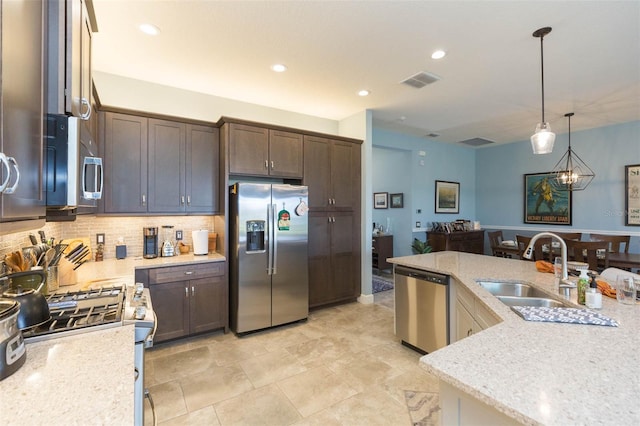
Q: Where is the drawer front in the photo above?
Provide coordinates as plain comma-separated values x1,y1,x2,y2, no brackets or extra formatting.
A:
149,262,224,284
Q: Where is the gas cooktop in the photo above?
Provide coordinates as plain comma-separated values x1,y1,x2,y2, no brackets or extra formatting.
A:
22,286,125,342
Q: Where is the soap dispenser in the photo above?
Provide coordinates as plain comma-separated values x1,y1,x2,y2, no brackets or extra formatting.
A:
577,269,589,305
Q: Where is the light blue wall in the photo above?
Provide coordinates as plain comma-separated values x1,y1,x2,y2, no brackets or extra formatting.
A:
372,128,477,257
373,121,640,257
476,120,640,252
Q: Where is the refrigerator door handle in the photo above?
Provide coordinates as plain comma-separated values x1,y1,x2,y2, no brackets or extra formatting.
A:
272,203,278,275
267,203,274,275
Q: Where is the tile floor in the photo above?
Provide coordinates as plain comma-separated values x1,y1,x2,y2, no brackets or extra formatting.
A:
144,289,441,425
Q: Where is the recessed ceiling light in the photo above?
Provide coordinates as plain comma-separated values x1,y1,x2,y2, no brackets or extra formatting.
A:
358,90,370,97
271,64,287,72
139,23,160,36
431,50,446,60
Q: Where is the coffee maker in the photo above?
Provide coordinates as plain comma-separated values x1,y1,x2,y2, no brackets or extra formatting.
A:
143,227,158,259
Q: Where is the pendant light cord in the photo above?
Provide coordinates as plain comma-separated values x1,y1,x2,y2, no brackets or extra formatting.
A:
540,34,546,123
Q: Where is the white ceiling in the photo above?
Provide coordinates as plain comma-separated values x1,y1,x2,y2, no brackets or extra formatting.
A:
91,0,640,146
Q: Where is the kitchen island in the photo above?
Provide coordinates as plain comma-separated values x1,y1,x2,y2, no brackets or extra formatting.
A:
0,325,135,425
389,251,639,425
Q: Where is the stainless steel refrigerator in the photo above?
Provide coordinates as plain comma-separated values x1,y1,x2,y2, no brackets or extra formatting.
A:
229,182,309,334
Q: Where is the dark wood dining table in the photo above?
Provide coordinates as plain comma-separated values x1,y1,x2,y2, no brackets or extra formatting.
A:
607,252,640,271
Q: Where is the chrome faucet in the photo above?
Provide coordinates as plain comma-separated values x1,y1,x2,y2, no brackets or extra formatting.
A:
523,232,575,296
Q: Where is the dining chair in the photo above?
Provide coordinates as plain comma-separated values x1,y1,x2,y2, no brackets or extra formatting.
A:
515,235,551,261
566,240,610,271
588,234,630,253
488,230,507,257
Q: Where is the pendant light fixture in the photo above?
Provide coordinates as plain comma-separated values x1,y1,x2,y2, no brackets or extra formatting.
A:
552,113,595,191
530,27,556,154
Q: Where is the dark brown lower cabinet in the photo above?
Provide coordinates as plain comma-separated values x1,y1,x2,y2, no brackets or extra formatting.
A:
135,262,228,343
308,211,360,308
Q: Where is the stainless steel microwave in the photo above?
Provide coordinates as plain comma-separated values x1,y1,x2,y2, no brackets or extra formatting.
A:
45,114,103,210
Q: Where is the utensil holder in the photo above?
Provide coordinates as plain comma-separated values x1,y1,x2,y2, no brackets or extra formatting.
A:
47,265,59,293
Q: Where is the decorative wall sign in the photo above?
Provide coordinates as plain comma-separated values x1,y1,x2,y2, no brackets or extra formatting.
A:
625,164,640,226
435,181,459,214
524,172,572,225
390,193,404,208
374,192,388,209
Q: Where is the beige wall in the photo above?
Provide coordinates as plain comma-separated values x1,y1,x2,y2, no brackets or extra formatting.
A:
94,71,341,135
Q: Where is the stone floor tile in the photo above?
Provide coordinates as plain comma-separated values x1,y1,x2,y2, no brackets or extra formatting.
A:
146,380,187,423
214,383,302,426
276,366,358,417
180,363,254,412
158,405,221,426
239,348,308,388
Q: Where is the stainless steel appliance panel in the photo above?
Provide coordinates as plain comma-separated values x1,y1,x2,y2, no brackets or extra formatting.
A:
230,183,308,334
233,183,273,333
395,266,449,353
271,184,308,327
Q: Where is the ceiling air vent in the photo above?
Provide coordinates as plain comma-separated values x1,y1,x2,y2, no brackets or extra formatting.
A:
459,137,495,147
400,71,440,89
426,133,440,138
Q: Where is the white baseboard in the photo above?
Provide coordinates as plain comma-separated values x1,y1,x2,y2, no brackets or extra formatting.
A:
358,293,374,304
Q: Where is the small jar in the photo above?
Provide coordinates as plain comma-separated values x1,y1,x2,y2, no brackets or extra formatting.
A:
585,288,602,309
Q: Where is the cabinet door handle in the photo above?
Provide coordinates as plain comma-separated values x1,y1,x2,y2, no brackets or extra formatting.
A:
271,160,274,169
191,286,195,296
181,196,185,205
80,98,92,120
142,194,146,206
1,156,19,194
184,271,193,275
187,195,191,205
264,160,268,169
185,287,189,297
0,153,10,192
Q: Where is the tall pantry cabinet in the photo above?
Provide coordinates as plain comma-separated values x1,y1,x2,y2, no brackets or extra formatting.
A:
303,135,362,308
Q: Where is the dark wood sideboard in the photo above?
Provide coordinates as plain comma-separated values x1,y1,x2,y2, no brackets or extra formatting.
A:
372,235,393,271
427,230,485,254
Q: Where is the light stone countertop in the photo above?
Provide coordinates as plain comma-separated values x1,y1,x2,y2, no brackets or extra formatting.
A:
66,252,226,288
0,325,135,425
389,251,640,426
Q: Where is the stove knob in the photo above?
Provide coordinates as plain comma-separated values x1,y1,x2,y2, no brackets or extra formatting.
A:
134,306,147,320
134,282,144,296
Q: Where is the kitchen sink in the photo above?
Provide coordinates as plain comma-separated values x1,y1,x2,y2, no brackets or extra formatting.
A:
477,281,551,298
495,295,570,308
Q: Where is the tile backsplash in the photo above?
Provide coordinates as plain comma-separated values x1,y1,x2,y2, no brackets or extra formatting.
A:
0,215,217,261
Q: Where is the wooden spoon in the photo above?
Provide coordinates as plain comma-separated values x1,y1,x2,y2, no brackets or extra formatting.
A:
4,254,21,272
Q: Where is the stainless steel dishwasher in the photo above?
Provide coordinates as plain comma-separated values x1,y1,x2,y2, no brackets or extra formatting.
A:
394,266,450,354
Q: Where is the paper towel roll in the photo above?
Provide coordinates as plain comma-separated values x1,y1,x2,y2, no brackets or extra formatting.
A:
192,230,209,255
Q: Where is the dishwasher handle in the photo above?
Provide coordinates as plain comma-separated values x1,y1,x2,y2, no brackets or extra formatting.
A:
395,266,449,285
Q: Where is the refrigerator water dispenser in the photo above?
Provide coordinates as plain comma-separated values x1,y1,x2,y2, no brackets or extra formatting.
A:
246,220,265,252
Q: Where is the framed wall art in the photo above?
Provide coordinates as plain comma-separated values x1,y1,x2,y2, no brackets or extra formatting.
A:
374,192,388,209
524,172,572,225
390,193,404,208
435,181,459,214
625,164,640,226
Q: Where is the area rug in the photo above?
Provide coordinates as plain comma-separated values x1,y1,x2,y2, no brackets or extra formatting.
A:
372,274,394,293
404,390,441,426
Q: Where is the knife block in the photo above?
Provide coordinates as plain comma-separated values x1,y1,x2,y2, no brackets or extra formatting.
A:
58,258,77,287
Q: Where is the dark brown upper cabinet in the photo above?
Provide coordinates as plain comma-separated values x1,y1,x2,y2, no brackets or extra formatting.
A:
100,111,219,215
228,123,303,179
